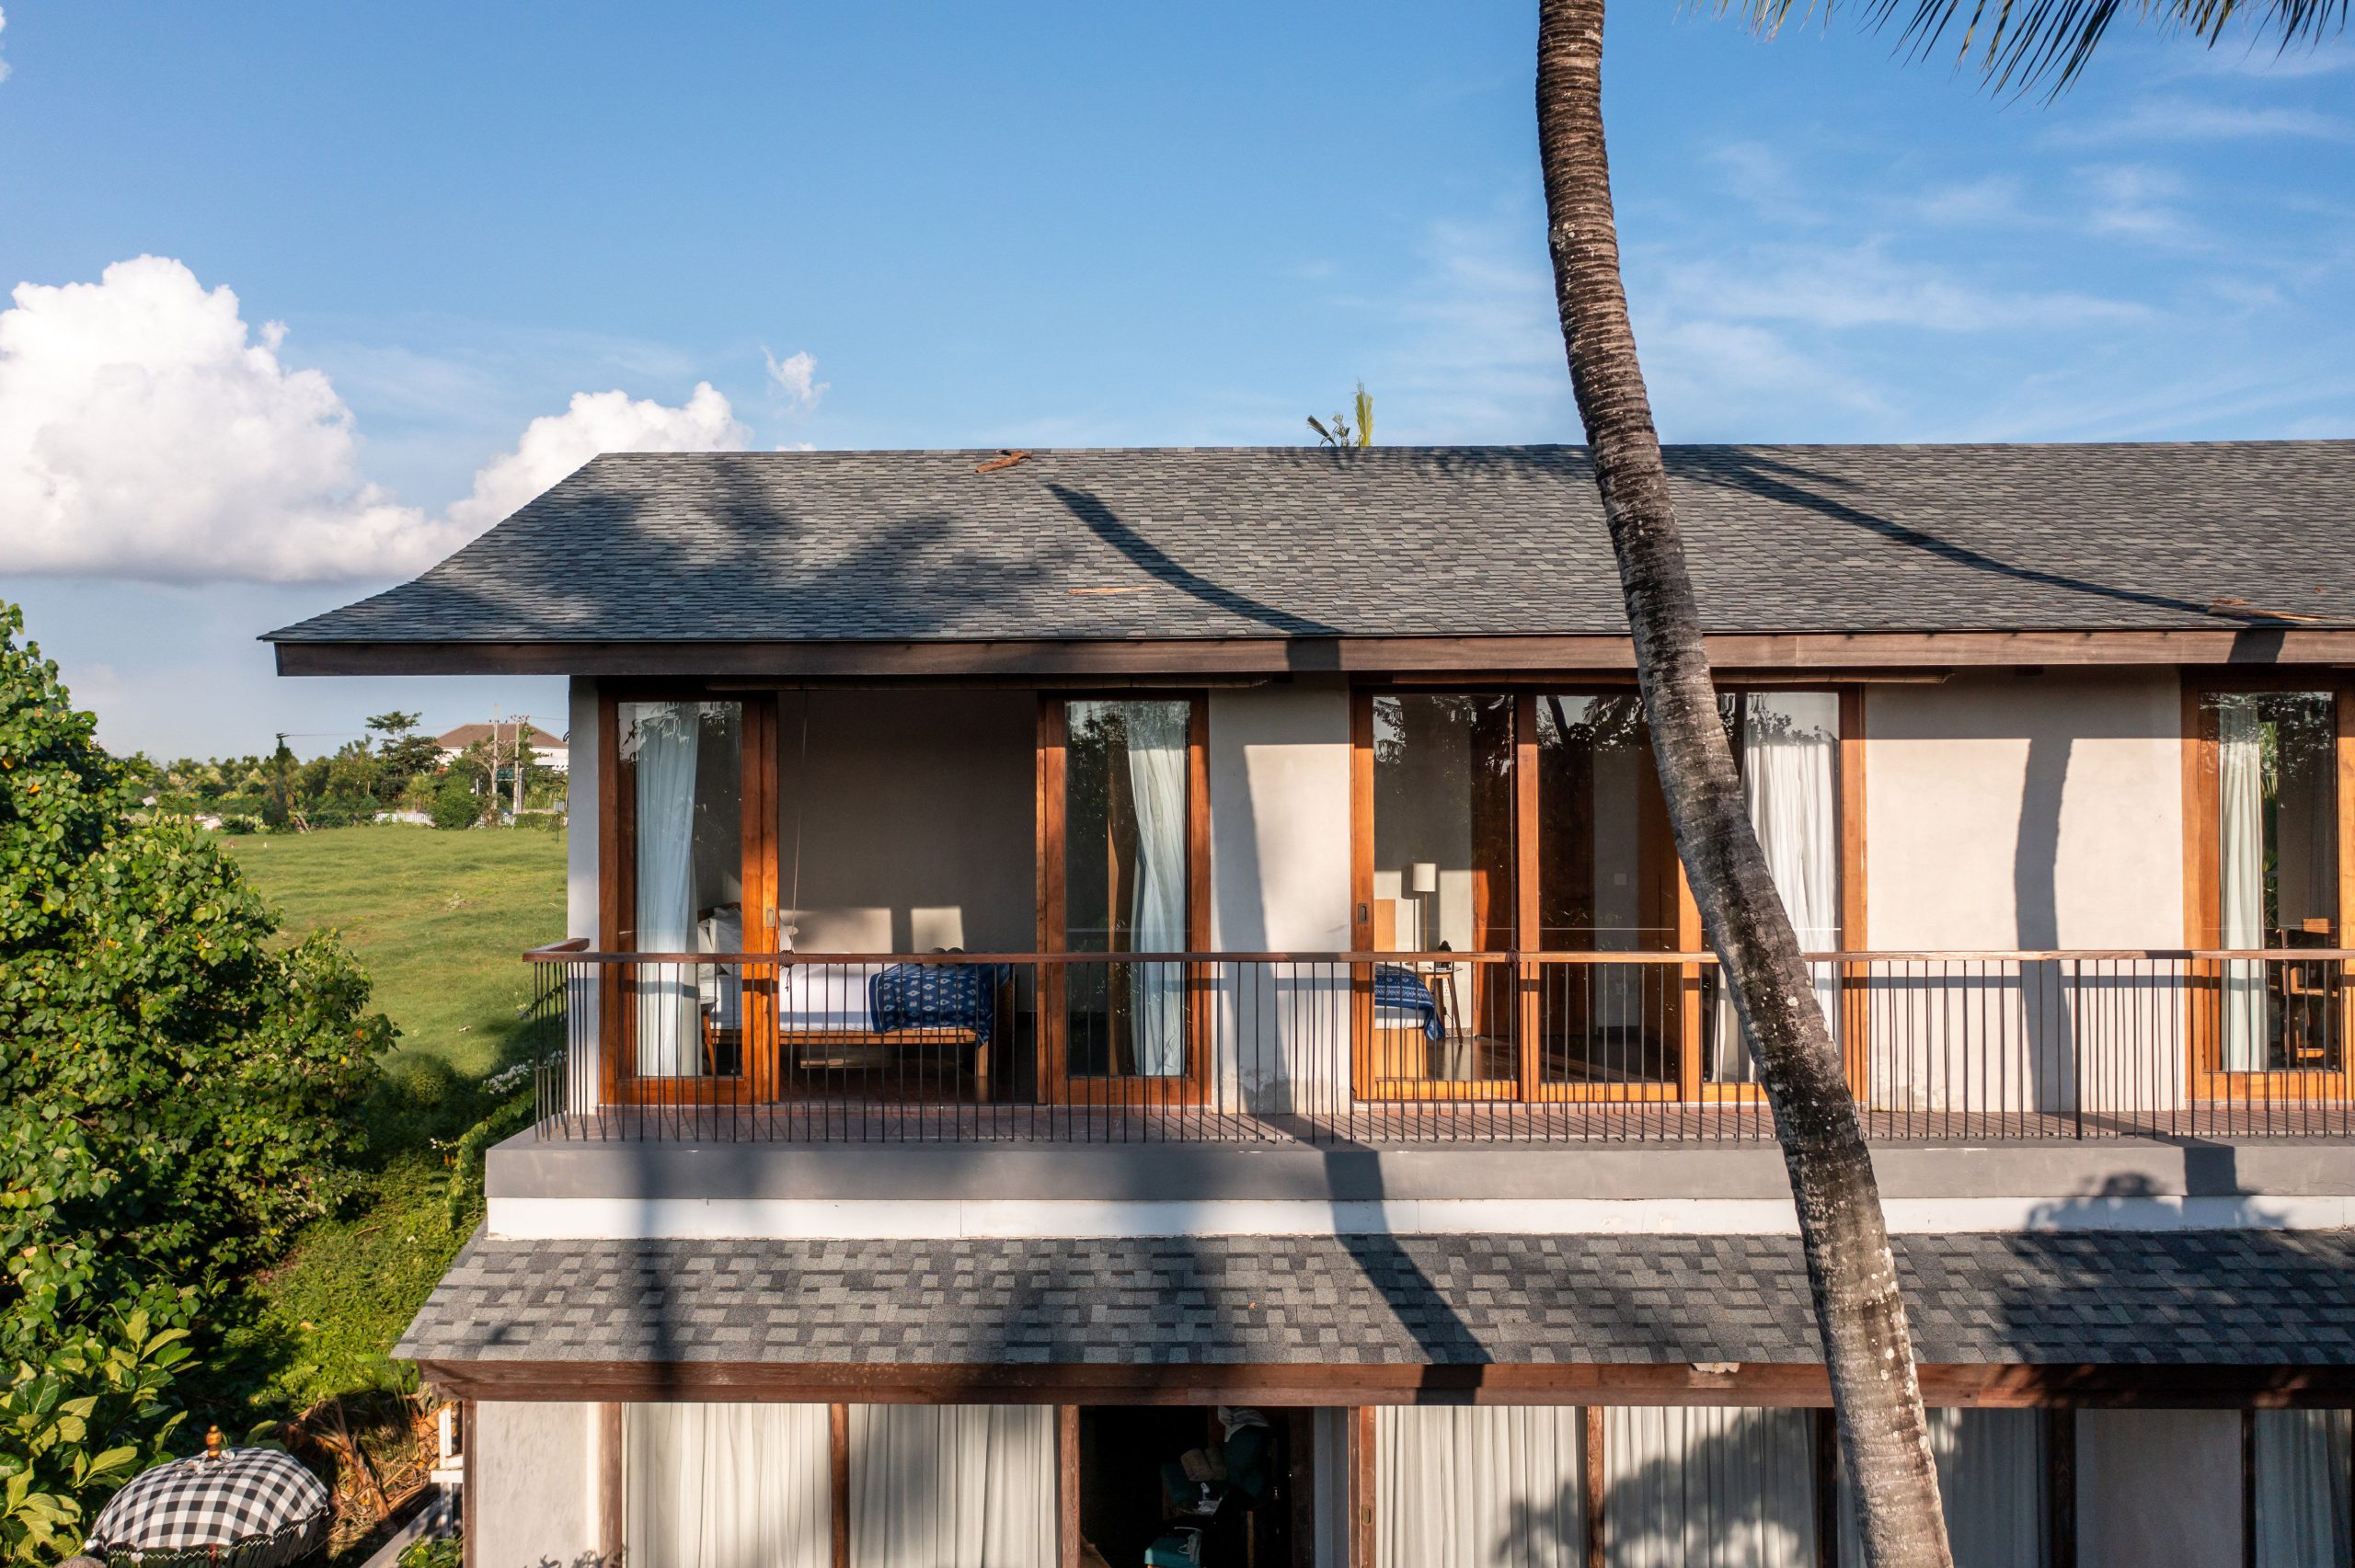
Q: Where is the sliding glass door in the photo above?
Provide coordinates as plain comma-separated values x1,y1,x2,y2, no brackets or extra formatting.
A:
1040,695,1208,1104
1534,693,1685,1098
1356,692,1520,1098
2192,683,2352,1097
1352,686,1856,1106
605,692,776,1104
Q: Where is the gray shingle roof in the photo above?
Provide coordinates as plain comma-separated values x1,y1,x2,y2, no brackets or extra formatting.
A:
393,1230,2355,1367
269,442,2355,647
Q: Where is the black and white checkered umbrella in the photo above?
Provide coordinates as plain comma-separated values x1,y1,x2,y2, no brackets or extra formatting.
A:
85,1448,330,1568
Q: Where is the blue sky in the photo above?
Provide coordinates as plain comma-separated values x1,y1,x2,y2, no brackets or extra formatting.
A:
1,3,2349,758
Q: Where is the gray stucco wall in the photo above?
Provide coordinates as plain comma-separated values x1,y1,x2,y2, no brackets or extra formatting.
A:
774,688,1036,952
1865,670,2184,950
1209,681,1352,953
472,1401,596,1568
2074,1408,2240,1566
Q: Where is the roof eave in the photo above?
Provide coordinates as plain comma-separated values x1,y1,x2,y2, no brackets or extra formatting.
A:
269,626,2355,681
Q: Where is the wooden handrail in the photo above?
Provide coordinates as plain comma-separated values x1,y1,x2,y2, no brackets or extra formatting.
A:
521,944,2355,966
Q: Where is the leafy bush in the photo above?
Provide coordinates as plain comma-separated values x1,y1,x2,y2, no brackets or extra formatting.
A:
0,1310,190,1564
397,1535,464,1568
0,602,387,1356
427,785,478,832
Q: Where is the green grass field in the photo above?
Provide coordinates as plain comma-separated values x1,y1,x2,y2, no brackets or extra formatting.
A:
216,824,566,1412
224,824,567,1080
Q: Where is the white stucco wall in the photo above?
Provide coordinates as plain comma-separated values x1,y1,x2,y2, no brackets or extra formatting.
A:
567,677,599,944
1207,683,1354,1114
1209,681,1353,953
471,1401,598,1568
2075,1409,2240,1566
1860,672,2187,1115
1865,671,2184,951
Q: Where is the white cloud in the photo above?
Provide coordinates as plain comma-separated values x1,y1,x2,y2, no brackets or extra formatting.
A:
0,7,12,86
446,383,745,534
1655,243,2148,333
0,257,750,583
763,347,826,408
2053,97,2350,144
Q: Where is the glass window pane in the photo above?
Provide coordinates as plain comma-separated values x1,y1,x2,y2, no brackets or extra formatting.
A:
2210,690,2339,1073
621,701,742,1079
1370,693,1517,1087
1063,700,1190,1078
1534,694,1677,1086
1707,692,1843,1086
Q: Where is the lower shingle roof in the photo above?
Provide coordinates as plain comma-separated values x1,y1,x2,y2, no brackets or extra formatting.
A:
393,1230,2355,1368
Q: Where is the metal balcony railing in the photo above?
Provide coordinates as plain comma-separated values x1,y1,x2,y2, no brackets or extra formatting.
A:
521,943,2355,1145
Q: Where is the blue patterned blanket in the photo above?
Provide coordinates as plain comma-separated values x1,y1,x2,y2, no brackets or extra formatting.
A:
869,962,1008,1045
1373,964,1445,1044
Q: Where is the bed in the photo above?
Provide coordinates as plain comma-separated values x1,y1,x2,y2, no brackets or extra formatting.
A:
775,959,1010,1090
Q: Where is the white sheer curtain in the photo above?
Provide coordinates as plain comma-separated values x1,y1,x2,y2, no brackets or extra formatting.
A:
2255,1410,2352,1567
850,1403,1055,1568
1376,1405,1584,1568
1606,1406,1816,1568
632,703,703,1077
624,1402,832,1568
2219,693,2269,1071
1714,693,1843,1083
1124,700,1190,1077
1835,1408,2045,1568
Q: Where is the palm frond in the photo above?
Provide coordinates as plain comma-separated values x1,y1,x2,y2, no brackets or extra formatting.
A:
1730,0,2347,94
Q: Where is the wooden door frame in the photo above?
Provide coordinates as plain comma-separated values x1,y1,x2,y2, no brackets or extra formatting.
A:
2180,670,2355,1104
1346,681,1866,1107
1348,688,1524,1102
598,684,779,1107
1035,692,1213,1106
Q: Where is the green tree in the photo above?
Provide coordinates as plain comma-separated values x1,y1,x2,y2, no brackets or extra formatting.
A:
0,1311,190,1564
1531,1,2342,1562
0,602,385,1356
368,712,443,807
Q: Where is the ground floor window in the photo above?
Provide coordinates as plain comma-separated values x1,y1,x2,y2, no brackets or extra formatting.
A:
1834,1408,2047,1568
850,1404,1056,1568
1377,1405,1583,1568
621,1402,1053,1568
1607,1405,1818,1568
624,1402,832,1568
2255,1409,2353,1568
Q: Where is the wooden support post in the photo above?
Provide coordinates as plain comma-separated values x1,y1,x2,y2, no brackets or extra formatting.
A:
1582,1405,1605,1568
596,1402,623,1568
1058,1405,1080,1568
1350,1405,1376,1568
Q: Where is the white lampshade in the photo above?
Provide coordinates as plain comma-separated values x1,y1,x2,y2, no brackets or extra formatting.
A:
1409,862,1439,895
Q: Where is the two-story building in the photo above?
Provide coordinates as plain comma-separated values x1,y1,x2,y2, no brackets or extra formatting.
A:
272,443,2355,1568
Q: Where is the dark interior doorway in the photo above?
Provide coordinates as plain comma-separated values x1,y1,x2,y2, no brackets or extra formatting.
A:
1075,1406,1296,1568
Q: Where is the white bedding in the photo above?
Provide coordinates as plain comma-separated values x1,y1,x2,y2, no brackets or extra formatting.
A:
775,961,890,1030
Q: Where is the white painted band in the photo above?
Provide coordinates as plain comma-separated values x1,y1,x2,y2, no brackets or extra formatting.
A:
485,1193,2355,1242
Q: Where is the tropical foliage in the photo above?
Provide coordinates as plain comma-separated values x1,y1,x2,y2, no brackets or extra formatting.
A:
0,1312,190,1564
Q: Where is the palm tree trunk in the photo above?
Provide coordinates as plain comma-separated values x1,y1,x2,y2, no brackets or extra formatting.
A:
1534,3,1954,1563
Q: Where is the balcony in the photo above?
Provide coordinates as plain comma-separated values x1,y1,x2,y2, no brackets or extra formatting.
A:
521,943,2355,1146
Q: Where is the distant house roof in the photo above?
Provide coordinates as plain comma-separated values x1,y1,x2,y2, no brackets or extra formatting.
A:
268,442,2355,676
396,1229,2355,1381
434,722,565,751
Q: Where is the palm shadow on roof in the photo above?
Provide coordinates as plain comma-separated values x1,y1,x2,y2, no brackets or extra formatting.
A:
1679,449,2266,627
